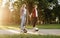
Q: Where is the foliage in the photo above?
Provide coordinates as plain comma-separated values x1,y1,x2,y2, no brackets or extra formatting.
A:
0,34,60,38
2,0,60,24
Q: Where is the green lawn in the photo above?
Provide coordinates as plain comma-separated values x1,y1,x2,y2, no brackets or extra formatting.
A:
26,24,60,29
2,24,60,29
0,24,60,38
37,24,60,29
0,34,60,38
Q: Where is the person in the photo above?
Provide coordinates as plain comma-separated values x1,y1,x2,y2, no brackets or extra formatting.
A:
31,5,38,31
20,4,27,33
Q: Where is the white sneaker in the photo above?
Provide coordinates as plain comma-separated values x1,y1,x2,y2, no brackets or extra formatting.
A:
33,27,39,32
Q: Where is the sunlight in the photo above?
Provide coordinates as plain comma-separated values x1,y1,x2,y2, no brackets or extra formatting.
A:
0,0,17,25
8,30,20,34
0,25,20,34
58,0,60,5
0,7,9,25
0,0,7,25
0,25,19,30
0,8,3,25
1,0,7,7
0,0,11,25
7,26,19,30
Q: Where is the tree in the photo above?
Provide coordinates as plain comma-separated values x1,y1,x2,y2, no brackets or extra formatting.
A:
8,0,60,24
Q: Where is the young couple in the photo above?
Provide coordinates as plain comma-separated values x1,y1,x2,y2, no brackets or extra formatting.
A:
20,4,38,33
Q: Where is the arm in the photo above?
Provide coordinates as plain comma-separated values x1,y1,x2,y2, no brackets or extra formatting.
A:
20,8,23,19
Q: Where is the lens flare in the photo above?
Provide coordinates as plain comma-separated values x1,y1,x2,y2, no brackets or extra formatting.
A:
0,8,3,24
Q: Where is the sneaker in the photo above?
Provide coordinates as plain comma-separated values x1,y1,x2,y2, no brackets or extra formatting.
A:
20,29,27,33
23,29,27,33
20,30,24,33
33,27,39,32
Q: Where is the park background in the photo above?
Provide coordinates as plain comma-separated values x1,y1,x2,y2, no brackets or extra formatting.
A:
0,0,60,38
0,0,60,25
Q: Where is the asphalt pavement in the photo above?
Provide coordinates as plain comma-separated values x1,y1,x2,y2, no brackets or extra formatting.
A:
0,29,60,36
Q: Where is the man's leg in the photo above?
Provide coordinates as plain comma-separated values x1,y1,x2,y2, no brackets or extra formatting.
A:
32,17,38,31
33,17,37,27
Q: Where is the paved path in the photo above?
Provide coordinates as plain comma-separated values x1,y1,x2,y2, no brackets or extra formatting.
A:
0,29,60,36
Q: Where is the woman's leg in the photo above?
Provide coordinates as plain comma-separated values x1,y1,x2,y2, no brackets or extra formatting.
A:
20,16,25,30
20,16,27,33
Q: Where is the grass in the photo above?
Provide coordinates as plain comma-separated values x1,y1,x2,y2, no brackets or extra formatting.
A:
26,24,60,29
0,24,60,38
6,24,60,29
0,34,60,38
0,24,60,30
37,24,60,29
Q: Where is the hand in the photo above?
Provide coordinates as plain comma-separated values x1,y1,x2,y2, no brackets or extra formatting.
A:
29,14,31,18
29,13,32,18
20,16,22,19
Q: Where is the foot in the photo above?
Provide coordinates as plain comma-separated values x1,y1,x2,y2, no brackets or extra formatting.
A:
20,28,27,33
32,27,39,32
23,29,27,33
20,30,24,33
